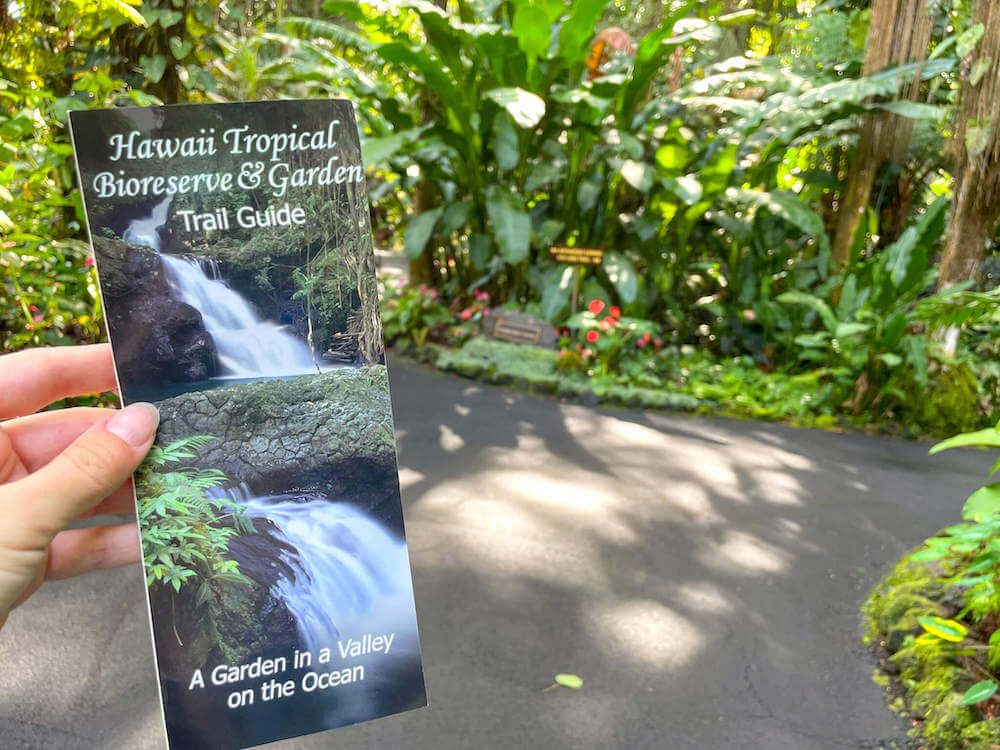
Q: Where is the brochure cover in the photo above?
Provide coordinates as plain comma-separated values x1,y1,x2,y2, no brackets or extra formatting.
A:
68,100,426,749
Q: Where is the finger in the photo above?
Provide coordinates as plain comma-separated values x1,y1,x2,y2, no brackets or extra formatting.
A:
45,523,141,581
0,424,29,485
0,344,118,419
81,480,136,518
2,407,111,473
0,403,158,544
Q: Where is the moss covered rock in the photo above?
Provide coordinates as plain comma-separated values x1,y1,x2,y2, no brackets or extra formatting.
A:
156,366,397,507
863,552,995,749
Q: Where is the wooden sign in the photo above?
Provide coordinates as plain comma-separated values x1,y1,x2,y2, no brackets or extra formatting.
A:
484,311,559,348
550,246,604,265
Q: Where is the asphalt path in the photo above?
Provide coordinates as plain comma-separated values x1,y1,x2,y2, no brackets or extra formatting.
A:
1,360,991,749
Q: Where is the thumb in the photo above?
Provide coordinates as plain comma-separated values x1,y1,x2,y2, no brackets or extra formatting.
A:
0,403,159,545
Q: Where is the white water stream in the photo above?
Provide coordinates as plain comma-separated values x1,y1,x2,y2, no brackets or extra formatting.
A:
123,197,319,378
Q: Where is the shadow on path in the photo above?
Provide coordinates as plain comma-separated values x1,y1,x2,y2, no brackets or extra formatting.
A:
0,360,991,749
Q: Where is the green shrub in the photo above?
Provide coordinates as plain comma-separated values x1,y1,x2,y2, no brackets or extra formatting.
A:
137,436,254,605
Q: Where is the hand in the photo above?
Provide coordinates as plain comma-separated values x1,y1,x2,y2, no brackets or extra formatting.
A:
0,344,158,629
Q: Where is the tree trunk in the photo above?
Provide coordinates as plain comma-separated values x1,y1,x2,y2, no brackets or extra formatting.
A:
831,159,876,268
937,0,1000,291
830,0,932,269
938,172,994,289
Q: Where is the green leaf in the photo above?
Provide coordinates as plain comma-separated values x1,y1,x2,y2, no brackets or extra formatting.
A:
554,673,584,689
492,113,520,172
439,202,472,236
541,266,575,321
603,251,638,304
777,291,838,333
930,428,1000,454
961,680,998,706
962,483,1000,521
110,0,147,26
403,208,443,260
469,233,491,271
917,615,967,643
361,126,428,169
621,160,653,192
512,5,550,62
484,88,546,128
168,36,193,60
876,101,945,121
957,23,985,59
655,143,688,172
141,55,168,84
731,189,830,255
485,186,531,264
669,174,703,205
557,0,606,61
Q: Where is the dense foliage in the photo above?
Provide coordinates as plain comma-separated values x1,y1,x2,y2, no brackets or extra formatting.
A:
864,423,1000,747
1,0,997,434
137,436,253,602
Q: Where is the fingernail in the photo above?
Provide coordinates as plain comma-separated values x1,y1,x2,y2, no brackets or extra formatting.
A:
106,403,160,447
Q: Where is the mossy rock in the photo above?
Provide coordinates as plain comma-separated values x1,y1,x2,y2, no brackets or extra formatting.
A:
906,362,987,437
862,549,996,749
960,719,1000,749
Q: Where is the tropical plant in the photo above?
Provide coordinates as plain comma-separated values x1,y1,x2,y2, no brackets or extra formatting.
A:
136,436,254,605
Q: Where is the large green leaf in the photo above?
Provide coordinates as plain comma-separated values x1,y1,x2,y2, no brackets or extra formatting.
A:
404,208,444,260
484,88,546,128
557,0,606,62
603,250,638,304
620,160,653,192
777,291,838,333
917,615,967,643
962,483,1000,521
961,680,998,707
930,427,1000,454
541,266,576,321
492,113,519,171
512,4,550,62
731,188,831,255
486,186,531,263
361,126,428,169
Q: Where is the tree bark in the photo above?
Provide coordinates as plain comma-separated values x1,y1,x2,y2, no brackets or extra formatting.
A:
938,176,993,289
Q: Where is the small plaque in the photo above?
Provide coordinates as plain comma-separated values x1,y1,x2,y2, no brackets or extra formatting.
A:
484,311,558,348
550,246,604,265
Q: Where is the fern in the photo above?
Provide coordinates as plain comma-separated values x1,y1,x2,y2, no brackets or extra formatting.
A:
136,436,254,597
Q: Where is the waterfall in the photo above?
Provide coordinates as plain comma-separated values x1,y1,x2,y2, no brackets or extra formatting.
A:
215,486,420,658
122,198,320,379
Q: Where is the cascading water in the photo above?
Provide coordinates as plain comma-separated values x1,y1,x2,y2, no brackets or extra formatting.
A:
122,197,320,379
206,485,423,727
213,486,421,658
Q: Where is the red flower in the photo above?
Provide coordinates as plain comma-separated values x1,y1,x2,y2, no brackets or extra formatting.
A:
84,257,95,268
654,338,662,348
588,299,605,315
29,304,38,312
610,306,621,319
643,332,652,343
636,339,646,349
459,308,473,321
586,330,600,343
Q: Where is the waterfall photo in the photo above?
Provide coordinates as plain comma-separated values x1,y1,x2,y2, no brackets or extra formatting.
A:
69,101,425,749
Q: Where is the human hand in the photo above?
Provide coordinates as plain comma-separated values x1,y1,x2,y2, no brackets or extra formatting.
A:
0,344,158,629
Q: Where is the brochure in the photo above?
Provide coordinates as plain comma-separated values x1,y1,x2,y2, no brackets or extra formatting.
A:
69,100,426,749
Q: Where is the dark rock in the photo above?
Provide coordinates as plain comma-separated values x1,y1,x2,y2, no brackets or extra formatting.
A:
94,236,216,392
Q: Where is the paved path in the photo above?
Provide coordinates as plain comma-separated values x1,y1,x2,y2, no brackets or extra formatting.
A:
0,361,992,749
